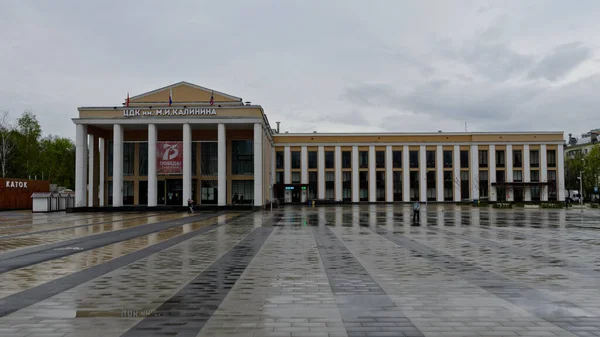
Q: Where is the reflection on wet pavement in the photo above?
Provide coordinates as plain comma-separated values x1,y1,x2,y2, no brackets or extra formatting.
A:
0,205,599,337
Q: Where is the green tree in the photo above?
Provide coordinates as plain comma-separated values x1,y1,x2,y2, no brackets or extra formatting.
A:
565,152,585,192
37,136,75,188
583,145,600,198
15,111,42,178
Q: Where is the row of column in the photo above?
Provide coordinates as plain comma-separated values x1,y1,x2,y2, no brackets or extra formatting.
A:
75,123,265,207
278,144,566,202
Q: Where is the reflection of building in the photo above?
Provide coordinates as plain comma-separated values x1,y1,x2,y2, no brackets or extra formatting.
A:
565,130,599,158
73,82,566,207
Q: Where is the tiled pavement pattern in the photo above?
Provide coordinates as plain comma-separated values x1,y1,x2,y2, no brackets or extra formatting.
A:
0,205,600,336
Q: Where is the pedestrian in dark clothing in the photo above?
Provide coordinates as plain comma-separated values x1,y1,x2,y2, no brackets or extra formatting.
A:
187,198,194,214
412,201,420,222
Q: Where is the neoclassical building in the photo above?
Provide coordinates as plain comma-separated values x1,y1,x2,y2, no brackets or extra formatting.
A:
73,82,566,208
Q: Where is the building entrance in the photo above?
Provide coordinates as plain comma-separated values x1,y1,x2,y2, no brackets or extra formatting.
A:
291,190,301,203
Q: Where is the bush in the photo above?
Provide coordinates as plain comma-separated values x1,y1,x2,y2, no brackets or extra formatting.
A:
541,203,564,209
493,203,512,209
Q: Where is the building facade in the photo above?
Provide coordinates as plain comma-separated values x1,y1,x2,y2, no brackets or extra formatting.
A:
73,82,566,208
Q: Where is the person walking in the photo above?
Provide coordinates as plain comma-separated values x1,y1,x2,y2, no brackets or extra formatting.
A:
412,200,420,222
187,198,195,214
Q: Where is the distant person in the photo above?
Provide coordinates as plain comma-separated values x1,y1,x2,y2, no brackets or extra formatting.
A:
412,201,420,222
187,198,194,214
239,194,244,204
232,193,238,205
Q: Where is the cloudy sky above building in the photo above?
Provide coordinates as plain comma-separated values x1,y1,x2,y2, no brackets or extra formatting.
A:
1,0,599,140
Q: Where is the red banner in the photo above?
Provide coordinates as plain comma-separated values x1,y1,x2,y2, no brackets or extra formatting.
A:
157,141,183,175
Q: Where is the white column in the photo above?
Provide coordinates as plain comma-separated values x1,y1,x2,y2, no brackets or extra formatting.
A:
271,148,276,185
87,135,95,207
335,146,342,201
318,146,325,199
540,144,548,201
352,146,359,202
557,145,565,201
284,146,291,184
402,145,410,202
98,137,105,207
253,123,263,206
112,124,123,207
471,144,479,200
147,124,157,206
419,145,426,202
75,124,88,207
301,146,308,202
385,146,393,202
489,145,496,201
436,145,443,201
182,123,192,206
218,123,226,206
368,146,376,202
523,144,531,201
453,145,461,202
506,144,513,201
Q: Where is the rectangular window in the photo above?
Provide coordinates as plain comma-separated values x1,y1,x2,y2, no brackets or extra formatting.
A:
191,142,196,176
276,151,284,169
232,180,254,203
123,143,135,176
530,150,539,167
443,150,452,168
531,170,540,182
478,150,488,168
548,170,557,201
342,151,351,169
409,150,419,168
325,151,334,169
342,171,352,201
444,171,453,200
393,171,402,201
426,150,435,169
201,142,218,175
308,172,318,199
359,151,368,169
232,140,254,175
139,142,148,176
513,150,522,168
292,172,300,183
496,170,505,182
325,172,334,199
308,151,317,169
276,172,283,184
123,181,134,205
359,171,368,201
392,150,402,168
531,185,541,201
409,171,419,201
460,170,469,200
376,171,385,201
460,150,469,169
427,171,436,201
513,170,522,182
291,151,301,169
479,170,488,198
547,150,556,167
376,151,385,169
496,150,505,168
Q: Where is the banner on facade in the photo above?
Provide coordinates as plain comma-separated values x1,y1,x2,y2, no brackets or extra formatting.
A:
157,141,183,175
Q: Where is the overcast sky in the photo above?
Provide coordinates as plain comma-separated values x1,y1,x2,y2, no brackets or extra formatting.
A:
1,0,599,140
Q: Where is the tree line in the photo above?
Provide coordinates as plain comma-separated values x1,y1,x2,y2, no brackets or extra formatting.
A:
565,145,600,199
0,111,75,189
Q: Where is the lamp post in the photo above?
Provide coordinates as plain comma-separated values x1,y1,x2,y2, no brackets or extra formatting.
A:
578,171,583,207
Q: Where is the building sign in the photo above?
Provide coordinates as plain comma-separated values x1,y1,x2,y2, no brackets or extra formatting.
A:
157,142,183,174
123,108,217,117
5,180,27,188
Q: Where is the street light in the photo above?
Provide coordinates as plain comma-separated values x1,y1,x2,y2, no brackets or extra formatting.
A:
577,172,583,210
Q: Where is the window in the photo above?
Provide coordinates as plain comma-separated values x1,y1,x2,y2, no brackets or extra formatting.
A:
276,151,284,169
291,151,301,169
359,151,368,168
342,151,351,169
308,172,318,199
123,143,135,176
496,170,505,182
376,151,385,169
548,170,556,181
292,172,300,183
496,150,505,168
427,171,436,201
444,171,453,200
393,150,402,168
409,150,419,168
325,151,334,169
232,180,254,203
201,180,217,204
409,171,419,201
530,150,539,167
443,150,452,168
547,150,556,167
325,172,334,199
191,142,196,175
479,170,488,198
460,171,469,200
201,142,218,175
232,140,253,175
531,170,540,182
426,150,435,168
308,151,317,169
123,181,134,205
513,170,522,182
359,171,368,201
393,171,402,201
139,142,148,176
460,150,469,168
478,150,488,168
513,150,522,168
342,171,352,201
108,140,113,177
276,172,284,184
376,171,385,201
548,170,557,201
531,186,541,201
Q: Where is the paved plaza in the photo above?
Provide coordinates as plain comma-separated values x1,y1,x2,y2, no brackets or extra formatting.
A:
0,206,599,337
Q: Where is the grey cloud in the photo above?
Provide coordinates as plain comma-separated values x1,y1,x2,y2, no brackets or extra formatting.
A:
529,42,593,81
459,42,533,81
